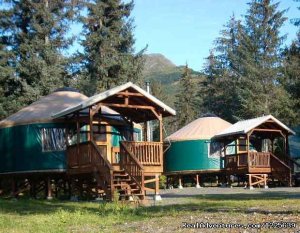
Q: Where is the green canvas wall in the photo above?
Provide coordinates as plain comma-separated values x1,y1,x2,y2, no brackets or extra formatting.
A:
165,139,224,172
0,123,66,173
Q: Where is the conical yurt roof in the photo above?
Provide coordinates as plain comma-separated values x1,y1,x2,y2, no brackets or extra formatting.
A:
166,116,232,141
0,89,89,128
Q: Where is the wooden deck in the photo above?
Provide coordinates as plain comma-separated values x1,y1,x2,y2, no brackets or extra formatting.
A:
66,140,163,200
225,152,272,174
225,151,291,187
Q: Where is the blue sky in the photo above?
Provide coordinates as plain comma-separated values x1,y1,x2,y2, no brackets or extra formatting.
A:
131,0,299,71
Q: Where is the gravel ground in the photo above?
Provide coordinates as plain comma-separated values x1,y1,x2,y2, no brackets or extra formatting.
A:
153,186,300,206
105,187,300,233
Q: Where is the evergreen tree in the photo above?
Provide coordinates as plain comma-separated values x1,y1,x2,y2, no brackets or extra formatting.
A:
0,0,74,118
201,16,242,122
236,0,290,121
80,0,144,95
175,64,197,128
150,80,176,139
283,3,300,126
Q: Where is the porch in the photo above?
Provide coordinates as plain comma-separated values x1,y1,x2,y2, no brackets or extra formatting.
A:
52,82,176,201
66,141,163,175
214,115,295,187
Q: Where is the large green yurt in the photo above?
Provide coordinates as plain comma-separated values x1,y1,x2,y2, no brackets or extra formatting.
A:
164,115,232,174
0,88,142,175
0,88,88,174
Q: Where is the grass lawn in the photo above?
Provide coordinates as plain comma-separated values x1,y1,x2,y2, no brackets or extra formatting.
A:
0,189,300,233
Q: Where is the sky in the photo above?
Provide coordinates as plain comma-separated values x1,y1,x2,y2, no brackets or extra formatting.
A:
131,0,299,71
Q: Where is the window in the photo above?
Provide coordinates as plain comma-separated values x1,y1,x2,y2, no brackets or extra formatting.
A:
208,141,223,158
41,128,66,152
93,125,107,142
238,138,247,152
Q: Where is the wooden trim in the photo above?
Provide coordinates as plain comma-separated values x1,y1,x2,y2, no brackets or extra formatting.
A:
117,91,144,97
144,187,155,192
102,103,156,111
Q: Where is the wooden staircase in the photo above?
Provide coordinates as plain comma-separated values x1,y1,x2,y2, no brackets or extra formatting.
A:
66,139,166,201
269,153,292,187
111,169,144,200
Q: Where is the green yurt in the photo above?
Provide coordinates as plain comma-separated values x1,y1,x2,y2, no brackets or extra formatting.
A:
0,88,88,174
289,126,300,173
0,88,142,175
165,115,232,174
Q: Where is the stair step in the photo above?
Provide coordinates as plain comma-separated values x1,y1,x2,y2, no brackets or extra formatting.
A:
119,193,144,197
113,174,128,177
113,179,131,182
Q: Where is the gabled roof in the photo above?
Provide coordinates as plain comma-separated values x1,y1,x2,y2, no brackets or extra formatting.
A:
52,82,176,122
165,116,232,141
215,115,295,138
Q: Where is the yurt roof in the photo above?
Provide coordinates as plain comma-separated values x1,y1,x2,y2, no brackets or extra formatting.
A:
165,116,232,141
0,90,88,128
215,115,295,138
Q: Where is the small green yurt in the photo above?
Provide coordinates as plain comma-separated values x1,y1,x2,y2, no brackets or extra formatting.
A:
165,115,232,174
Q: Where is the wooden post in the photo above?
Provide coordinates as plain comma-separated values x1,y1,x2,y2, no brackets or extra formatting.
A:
47,177,53,200
11,178,17,198
159,114,163,143
76,112,80,167
144,122,148,141
89,107,94,141
264,174,268,189
178,176,183,189
195,174,201,188
248,174,254,190
153,174,162,201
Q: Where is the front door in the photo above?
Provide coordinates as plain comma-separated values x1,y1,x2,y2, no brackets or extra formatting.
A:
92,124,110,161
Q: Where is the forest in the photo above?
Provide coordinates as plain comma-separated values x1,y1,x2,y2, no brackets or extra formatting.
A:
0,0,299,135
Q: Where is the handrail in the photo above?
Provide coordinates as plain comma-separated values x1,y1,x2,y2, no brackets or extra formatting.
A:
121,141,163,166
66,140,114,199
270,152,291,171
90,141,114,170
120,141,144,192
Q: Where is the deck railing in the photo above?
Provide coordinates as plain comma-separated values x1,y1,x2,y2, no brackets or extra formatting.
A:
121,141,163,166
225,152,271,171
66,141,114,196
120,142,144,193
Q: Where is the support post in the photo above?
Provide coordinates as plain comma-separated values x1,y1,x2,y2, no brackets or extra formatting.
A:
159,114,163,143
248,174,254,190
264,174,269,189
47,177,53,200
11,178,17,198
195,174,201,188
154,174,162,201
178,176,183,189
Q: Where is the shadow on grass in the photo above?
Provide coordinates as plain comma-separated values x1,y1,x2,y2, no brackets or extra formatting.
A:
0,190,299,217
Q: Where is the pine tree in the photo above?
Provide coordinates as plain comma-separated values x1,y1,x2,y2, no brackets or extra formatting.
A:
0,0,74,118
201,16,242,122
175,64,197,128
236,0,290,121
283,3,300,126
80,0,144,95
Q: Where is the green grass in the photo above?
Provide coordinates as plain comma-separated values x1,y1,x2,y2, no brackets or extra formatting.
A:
0,192,299,233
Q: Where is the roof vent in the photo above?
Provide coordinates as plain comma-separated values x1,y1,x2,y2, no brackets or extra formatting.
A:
200,113,218,118
53,87,80,93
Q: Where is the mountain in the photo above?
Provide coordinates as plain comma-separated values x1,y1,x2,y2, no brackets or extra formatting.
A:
143,53,176,76
142,53,203,107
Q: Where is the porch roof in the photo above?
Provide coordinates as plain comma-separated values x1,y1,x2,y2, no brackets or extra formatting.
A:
52,82,176,123
214,115,295,138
